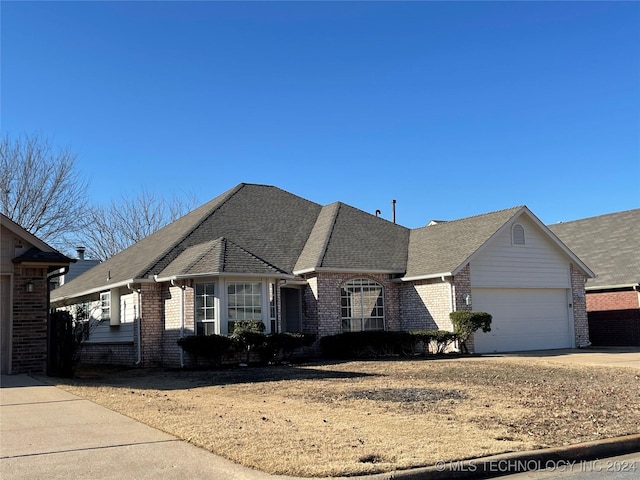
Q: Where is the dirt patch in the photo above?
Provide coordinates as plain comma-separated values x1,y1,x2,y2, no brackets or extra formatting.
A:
53,357,640,477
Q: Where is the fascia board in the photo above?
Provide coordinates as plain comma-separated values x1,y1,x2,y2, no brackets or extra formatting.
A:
51,278,153,304
398,272,453,282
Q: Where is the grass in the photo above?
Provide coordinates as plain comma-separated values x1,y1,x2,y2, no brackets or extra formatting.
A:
53,357,640,477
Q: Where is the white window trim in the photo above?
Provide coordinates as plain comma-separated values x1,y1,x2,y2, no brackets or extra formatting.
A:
512,223,526,246
340,278,386,333
194,280,219,335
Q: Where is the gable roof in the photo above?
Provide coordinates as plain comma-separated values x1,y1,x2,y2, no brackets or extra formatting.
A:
548,209,640,289
294,202,409,274
404,206,594,281
1,213,74,267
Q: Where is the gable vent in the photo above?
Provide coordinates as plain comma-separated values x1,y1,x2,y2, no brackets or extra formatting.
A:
512,223,525,245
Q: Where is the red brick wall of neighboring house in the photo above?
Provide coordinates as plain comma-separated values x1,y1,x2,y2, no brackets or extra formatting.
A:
11,266,49,374
587,289,640,346
587,290,639,311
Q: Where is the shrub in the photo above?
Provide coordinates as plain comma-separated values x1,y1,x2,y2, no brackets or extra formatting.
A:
177,334,234,366
260,332,317,363
49,310,84,377
320,331,416,359
449,311,492,353
407,330,458,354
231,321,267,364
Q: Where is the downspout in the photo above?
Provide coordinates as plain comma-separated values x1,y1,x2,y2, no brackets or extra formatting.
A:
171,279,185,368
46,266,71,375
128,283,142,366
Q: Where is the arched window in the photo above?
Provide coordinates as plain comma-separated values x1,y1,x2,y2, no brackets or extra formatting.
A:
340,278,385,332
512,223,525,246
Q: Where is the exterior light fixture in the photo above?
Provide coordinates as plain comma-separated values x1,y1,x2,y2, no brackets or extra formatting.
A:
26,280,34,293
463,293,471,306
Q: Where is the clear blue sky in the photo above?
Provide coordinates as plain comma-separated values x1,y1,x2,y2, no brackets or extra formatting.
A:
2,1,639,228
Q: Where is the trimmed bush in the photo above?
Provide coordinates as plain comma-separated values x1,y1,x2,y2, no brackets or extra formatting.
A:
320,330,461,359
449,311,492,353
177,334,234,366
260,332,317,363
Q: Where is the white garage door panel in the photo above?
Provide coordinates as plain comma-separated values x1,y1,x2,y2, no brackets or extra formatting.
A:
472,288,571,353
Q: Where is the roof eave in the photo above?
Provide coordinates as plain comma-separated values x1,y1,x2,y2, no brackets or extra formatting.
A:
155,272,296,283
586,283,640,291
51,278,154,304
294,267,405,276
398,272,453,282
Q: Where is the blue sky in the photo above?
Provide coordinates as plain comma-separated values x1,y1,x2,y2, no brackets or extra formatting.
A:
2,1,639,228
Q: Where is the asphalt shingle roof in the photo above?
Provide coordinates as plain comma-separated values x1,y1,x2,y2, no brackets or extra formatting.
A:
548,209,640,289
51,182,592,302
405,206,524,278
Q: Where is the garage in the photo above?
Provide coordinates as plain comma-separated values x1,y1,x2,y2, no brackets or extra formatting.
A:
472,288,573,353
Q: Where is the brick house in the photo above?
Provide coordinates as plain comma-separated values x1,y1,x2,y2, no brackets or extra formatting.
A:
1,213,75,374
549,209,640,346
50,183,594,367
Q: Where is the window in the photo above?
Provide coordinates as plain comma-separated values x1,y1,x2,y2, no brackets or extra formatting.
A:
341,278,385,332
269,283,277,333
100,292,110,322
195,283,216,335
227,282,262,333
512,223,525,246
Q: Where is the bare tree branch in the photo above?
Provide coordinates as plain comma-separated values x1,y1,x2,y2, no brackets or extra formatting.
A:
0,133,89,250
76,189,199,261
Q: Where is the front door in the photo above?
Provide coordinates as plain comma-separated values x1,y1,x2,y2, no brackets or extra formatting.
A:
281,288,302,333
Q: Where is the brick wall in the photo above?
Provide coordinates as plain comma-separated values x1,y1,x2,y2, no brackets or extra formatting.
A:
570,264,590,347
11,266,48,374
77,342,137,365
140,283,164,366
587,290,639,311
305,273,401,339
163,284,183,367
399,278,452,331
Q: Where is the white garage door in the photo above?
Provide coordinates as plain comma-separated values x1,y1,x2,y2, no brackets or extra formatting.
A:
472,288,572,353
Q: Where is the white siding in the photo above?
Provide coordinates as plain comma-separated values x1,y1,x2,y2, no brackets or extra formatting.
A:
85,291,136,343
470,215,570,288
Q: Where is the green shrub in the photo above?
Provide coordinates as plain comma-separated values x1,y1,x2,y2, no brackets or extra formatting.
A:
177,334,234,366
449,311,492,353
407,329,458,354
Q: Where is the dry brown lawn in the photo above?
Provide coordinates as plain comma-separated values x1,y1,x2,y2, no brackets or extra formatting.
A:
53,357,640,477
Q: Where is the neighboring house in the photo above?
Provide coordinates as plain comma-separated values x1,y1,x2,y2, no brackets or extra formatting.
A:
549,209,640,346
50,247,100,289
50,183,594,367
1,213,75,374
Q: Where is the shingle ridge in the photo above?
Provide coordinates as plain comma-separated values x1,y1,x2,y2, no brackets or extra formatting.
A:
223,237,288,274
142,184,246,276
419,205,524,229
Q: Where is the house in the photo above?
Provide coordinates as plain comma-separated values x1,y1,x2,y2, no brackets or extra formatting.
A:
1,213,75,374
50,247,100,290
549,209,640,346
50,183,594,367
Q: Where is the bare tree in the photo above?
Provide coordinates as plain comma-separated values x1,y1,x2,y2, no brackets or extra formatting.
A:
0,133,89,249
77,189,199,261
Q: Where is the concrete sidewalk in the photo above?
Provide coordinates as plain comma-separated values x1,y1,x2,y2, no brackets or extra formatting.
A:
0,375,299,480
495,347,640,370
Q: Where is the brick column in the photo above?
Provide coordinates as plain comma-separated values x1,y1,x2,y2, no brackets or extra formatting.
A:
139,283,164,366
570,264,590,347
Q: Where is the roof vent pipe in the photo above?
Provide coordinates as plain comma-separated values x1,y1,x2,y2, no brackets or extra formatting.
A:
375,209,381,217
76,247,85,261
392,199,396,224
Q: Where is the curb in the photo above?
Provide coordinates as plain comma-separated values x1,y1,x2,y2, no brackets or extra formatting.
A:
353,433,640,480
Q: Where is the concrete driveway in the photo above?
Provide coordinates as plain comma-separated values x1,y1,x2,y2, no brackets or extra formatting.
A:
0,375,296,480
492,347,640,370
